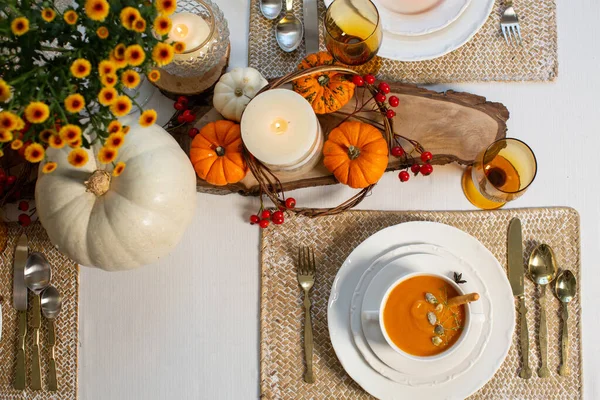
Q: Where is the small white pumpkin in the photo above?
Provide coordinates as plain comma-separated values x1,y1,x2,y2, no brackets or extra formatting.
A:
213,67,268,122
35,123,197,271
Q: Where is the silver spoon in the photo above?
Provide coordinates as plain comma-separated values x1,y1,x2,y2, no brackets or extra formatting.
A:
24,252,52,390
276,0,304,52
528,244,558,379
42,285,62,391
260,0,282,20
555,270,576,376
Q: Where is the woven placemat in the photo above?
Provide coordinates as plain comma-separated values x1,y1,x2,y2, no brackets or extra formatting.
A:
248,0,557,83
0,222,79,399
260,208,582,399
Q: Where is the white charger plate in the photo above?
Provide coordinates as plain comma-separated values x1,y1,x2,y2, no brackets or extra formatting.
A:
354,250,490,385
328,221,514,400
324,0,494,61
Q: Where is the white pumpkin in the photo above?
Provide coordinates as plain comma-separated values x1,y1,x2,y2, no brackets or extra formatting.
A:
213,67,268,122
35,123,197,271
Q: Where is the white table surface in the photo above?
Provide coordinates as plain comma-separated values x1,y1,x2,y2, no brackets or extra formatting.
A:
79,1,600,399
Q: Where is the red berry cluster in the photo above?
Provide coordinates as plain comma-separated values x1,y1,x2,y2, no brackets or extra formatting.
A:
170,96,198,137
351,74,400,120
249,198,296,229
18,200,33,227
398,151,434,183
0,168,18,198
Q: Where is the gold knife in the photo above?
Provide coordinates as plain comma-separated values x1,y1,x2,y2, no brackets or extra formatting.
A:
507,218,532,379
13,233,28,389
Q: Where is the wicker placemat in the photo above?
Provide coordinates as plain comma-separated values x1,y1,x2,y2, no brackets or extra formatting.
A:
260,208,582,399
0,222,79,399
248,0,558,83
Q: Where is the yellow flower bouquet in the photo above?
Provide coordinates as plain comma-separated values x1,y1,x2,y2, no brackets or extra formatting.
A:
0,0,182,173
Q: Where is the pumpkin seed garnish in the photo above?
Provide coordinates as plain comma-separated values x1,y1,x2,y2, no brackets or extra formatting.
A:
432,336,443,346
435,303,444,313
427,311,437,326
434,324,445,335
425,292,438,305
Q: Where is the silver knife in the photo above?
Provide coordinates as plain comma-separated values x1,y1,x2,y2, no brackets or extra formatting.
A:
304,0,319,54
13,233,28,390
507,218,532,379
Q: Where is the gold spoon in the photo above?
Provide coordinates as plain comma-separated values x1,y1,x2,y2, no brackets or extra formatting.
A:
555,270,577,376
528,244,558,378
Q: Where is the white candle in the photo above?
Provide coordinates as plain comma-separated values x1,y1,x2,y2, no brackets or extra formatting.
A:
241,89,320,168
168,12,211,51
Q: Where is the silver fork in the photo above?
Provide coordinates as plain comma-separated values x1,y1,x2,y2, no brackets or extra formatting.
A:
501,0,522,46
297,246,316,384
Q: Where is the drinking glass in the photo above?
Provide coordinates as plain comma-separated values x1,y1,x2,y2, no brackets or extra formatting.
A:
461,138,537,210
324,0,383,66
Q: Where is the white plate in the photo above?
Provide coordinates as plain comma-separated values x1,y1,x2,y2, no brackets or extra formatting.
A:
328,221,514,400
376,0,471,36
353,250,490,385
324,0,494,61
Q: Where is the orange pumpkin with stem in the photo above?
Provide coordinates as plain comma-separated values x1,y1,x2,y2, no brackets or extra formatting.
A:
292,51,355,114
323,121,389,189
190,120,248,186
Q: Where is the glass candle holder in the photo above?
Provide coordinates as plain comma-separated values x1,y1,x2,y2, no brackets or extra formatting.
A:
160,0,230,78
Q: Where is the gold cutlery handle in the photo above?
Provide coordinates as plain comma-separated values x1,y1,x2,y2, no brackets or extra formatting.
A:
48,320,58,391
303,291,315,384
559,305,570,376
538,286,550,378
31,295,42,390
14,310,27,390
518,296,532,379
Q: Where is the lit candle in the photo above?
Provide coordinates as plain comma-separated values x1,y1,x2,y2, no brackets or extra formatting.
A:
168,12,211,51
241,89,321,170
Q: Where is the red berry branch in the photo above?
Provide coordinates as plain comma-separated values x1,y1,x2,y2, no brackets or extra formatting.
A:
163,96,198,137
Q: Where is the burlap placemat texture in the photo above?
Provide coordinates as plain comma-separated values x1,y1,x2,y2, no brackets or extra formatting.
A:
0,222,79,399
248,0,557,83
260,208,581,399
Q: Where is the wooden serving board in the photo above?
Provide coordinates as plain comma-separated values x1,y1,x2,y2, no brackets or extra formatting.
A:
176,82,509,195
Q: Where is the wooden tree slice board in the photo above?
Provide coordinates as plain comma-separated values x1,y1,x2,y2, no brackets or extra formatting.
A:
178,82,509,195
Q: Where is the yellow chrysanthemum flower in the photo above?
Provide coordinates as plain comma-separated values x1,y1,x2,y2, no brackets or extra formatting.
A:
49,135,66,149
139,109,157,127
59,124,82,143
11,17,29,36
96,26,109,39
24,143,45,163
121,69,141,89
110,96,132,117
64,10,78,25
64,94,86,113
109,52,128,69
68,148,89,167
124,44,145,67
14,116,25,130
153,15,172,35
112,161,126,176
0,79,13,103
133,18,146,32
0,129,13,143
98,87,118,106
11,139,23,150
0,111,18,131
101,73,118,87
98,146,118,164
113,43,126,61
70,58,92,78
156,0,177,16
42,162,58,174
120,7,140,30
121,125,131,135
107,120,122,134
85,0,110,21
42,8,57,22
98,60,117,76
68,137,82,148
40,129,55,143
147,69,161,83
152,43,174,66
173,41,186,54
105,132,125,149
24,102,50,124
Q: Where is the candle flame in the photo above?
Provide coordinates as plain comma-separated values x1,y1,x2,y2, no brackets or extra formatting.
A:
174,24,189,39
270,118,288,135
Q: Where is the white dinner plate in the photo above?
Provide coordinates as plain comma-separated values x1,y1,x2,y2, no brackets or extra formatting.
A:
328,221,515,400
354,250,490,385
324,0,494,61
375,0,471,36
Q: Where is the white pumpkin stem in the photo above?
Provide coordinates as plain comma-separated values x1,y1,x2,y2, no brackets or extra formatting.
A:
85,170,111,196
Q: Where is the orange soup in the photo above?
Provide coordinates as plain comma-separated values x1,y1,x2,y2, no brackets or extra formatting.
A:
382,275,466,357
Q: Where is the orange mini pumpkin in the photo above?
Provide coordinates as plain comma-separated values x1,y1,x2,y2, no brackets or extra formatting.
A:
323,121,389,189
190,120,248,186
292,51,355,114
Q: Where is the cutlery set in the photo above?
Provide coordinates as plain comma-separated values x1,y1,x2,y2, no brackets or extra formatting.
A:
261,0,319,53
12,234,63,391
508,218,577,379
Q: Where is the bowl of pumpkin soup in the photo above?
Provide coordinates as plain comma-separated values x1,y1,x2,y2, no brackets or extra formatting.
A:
378,272,473,360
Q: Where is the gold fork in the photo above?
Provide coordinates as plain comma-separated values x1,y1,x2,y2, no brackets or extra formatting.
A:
297,246,316,384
